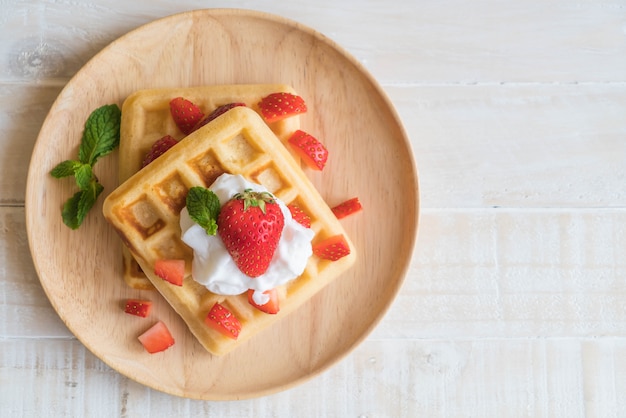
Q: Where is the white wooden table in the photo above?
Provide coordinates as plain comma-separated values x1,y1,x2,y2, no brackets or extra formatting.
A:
2,1,625,416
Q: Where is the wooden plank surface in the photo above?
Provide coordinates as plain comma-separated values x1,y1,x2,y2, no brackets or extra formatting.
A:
389,84,626,208
2,1,626,84
1,0,625,416
2,338,626,417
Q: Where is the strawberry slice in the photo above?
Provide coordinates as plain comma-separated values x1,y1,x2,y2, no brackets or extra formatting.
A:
154,259,185,286
191,102,246,133
205,302,242,339
247,289,280,314
331,197,363,219
287,204,311,228
313,234,351,261
137,321,175,354
288,130,328,171
258,92,307,123
142,135,178,167
169,97,204,135
124,299,152,317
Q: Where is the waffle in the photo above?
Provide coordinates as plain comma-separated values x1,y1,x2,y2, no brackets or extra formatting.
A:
103,105,356,356
118,84,301,290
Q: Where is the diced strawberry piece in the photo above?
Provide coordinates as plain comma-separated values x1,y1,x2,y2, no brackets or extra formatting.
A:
169,97,204,135
137,321,175,354
154,259,185,286
142,135,178,167
191,102,246,133
313,234,351,261
288,130,328,171
331,197,363,219
124,299,152,317
258,92,307,123
247,289,280,314
205,302,242,339
287,204,311,228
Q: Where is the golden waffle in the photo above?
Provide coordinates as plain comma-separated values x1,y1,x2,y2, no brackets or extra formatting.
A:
103,106,356,356
118,84,301,289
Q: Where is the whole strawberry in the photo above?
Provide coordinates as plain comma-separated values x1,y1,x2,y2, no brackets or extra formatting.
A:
217,189,285,277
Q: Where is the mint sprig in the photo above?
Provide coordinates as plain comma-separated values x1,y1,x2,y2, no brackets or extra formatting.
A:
79,104,122,165
50,104,121,229
186,186,221,235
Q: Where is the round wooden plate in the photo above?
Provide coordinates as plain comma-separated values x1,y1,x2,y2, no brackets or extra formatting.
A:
25,9,418,400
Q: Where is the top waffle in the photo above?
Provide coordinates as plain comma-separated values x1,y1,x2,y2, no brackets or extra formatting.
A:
118,84,301,289
103,104,356,356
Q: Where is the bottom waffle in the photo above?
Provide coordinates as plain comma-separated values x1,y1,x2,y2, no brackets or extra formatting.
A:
118,84,301,289
103,106,356,356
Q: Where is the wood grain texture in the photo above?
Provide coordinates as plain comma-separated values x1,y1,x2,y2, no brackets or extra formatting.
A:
0,207,70,338
390,85,626,209
376,209,626,339
2,1,626,84
1,0,625,415
2,338,626,417
0,85,63,204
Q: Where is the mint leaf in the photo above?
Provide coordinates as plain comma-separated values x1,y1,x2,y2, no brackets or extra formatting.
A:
79,104,121,166
77,180,104,224
61,181,104,229
74,163,93,190
61,191,83,229
186,186,221,235
50,160,82,178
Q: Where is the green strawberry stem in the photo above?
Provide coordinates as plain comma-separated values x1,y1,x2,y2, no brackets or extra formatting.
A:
234,189,276,214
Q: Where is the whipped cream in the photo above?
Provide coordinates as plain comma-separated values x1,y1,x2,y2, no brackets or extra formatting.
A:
180,173,314,304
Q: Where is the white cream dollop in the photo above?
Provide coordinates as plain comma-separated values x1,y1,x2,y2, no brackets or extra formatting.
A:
180,173,314,299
